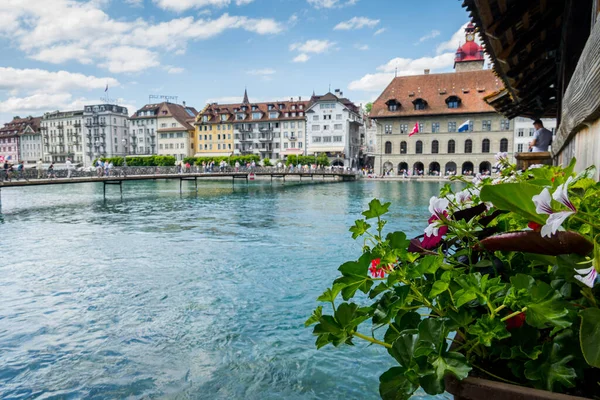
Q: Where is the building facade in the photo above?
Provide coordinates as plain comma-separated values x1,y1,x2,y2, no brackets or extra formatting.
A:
195,104,237,158
306,90,363,168
371,25,512,176
0,116,41,163
41,110,84,165
363,116,378,169
156,102,198,162
83,104,129,166
513,117,556,155
129,104,160,155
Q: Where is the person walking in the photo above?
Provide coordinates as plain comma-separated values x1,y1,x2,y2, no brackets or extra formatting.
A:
65,158,73,178
104,161,110,177
36,158,43,179
16,161,27,181
235,161,240,172
47,163,55,179
185,161,191,173
2,160,8,181
529,119,554,152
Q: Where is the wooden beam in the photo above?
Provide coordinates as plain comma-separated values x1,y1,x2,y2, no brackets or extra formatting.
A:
485,1,535,39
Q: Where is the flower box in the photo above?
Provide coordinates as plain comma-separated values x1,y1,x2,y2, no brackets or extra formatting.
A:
514,151,552,170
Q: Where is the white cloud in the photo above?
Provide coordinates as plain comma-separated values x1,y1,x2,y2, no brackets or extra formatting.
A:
355,44,369,51
0,1,285,73
436,23,471,54
235,0,254,4
290,39,335,54
125,0,143,6
374,28,386,36
307,0,358,9
166,66,185,74
293,54,310,63
247,68,276,76
153,0,230,12
0,93,73,113
0,67,119,93
334,17,379,30
415,29,440,45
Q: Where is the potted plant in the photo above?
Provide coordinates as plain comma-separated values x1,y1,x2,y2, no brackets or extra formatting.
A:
307,154,600,399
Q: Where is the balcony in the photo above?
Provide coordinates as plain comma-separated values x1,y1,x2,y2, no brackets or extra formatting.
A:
57,124,64,130
99,121,106,127
239,126,253,133
259,146,273,152
73,122,81,128
259,134,273,142
288,136,297,141
40,126,47,131
239,135,253,143
85,122,93,127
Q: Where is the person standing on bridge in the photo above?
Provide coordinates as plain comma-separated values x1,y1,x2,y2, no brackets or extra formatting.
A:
66,158,73,179
235,161,240,172
2,160,8,181
47,163,55,179
36,158,43,179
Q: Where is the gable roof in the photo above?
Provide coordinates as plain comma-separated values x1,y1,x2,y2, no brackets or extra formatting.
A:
0,116,41,137
156,103,198,130
371,70,503,118
197,99,310,124
309,92,361,114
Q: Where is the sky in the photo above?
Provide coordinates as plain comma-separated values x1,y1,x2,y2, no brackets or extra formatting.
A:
0,0,478,125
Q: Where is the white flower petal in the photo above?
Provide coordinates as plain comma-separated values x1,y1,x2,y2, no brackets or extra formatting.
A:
575,266,595,275
575,268,597,288
552,177,576,212
541,211,575,237
424,222,439,238
532,188,553,215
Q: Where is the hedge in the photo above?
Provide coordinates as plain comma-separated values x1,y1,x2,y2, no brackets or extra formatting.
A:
94,155,177,167
183,155,260,166
284,155,330,167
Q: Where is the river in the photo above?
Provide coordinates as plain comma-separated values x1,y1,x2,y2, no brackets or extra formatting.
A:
0,179,448,399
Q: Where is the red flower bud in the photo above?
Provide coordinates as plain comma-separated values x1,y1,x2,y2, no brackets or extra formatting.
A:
505,311,526,330
528,222,542,232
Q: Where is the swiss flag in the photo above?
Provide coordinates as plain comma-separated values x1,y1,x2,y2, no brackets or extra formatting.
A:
409,122,419,137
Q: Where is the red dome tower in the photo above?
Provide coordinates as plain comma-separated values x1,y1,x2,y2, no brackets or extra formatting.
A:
454,22,485,72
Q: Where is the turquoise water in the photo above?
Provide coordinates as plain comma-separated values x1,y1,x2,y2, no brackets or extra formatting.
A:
0,180,449,399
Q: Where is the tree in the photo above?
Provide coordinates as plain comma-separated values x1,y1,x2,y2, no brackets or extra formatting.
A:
365,102,373,114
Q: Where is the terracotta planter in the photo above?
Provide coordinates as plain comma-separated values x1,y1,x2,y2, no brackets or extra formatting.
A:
444,374,591,400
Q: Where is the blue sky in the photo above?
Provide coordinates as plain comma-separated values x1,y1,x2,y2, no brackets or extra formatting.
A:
0,0,473,125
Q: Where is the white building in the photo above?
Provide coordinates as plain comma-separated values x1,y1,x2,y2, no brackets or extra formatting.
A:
41,110,85,165
19,117,43,164
83,104,129,166
129,104,160,155
305,90,363,168
513,117,557,155
362,116,378,169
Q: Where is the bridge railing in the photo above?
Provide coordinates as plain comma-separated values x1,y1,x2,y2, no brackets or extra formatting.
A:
1,166,358,181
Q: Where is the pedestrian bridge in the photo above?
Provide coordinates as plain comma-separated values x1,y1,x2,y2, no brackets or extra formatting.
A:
0,167,359,199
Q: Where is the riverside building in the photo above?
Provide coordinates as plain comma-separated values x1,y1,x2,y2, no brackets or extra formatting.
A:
156,102,198,162
129,104,160,155
305,90,363,168
371,24,512,176
0,116,42,164
41,110,85,165
83,104,129,166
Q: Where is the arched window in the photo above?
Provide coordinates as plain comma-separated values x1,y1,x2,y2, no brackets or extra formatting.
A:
445,95,461,109
385,141,392,154
431,140,439,154
482,139,490,153
400,141,407,154
413,98,427,111
500,138,508,152
416,140,423,154
448,139,456,154
464,139,472,154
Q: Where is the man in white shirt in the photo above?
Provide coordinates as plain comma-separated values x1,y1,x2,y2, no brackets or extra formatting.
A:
66,158,73,178
36,159,43,179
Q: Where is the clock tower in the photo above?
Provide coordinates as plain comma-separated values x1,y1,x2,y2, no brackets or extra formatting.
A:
454,22,485,72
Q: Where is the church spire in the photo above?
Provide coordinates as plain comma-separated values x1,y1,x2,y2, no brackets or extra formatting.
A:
243,88,249,104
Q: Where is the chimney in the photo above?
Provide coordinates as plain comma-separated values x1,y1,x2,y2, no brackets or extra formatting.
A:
183,101,186,107
290,97,293,102
299,96,301,101
424,69,430,75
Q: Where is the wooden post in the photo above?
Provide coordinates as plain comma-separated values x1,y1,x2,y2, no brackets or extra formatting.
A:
103,181,106,199
119,181,123,197
195,177,198,191
180,178,182,193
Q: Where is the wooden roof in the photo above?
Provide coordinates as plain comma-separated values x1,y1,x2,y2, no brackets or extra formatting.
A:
462,0,567,119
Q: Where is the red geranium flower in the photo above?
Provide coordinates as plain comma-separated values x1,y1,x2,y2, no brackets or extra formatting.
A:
528,221,542,232
369,258,387,278
505,312,526,330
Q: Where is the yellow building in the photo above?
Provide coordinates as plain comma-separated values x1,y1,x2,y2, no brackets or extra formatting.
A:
155,102,198,162
194,103,235,157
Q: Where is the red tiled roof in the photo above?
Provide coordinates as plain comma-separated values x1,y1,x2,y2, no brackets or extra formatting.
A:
0,116,41,137
156,103,198,130
371,70,503,118
197,99,310,124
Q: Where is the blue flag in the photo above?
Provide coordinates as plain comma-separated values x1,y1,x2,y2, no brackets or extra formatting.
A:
458,120,471,132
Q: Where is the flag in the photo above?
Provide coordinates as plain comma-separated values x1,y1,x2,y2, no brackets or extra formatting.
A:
458,120,471,132
105,84,108,92
409,122,419,137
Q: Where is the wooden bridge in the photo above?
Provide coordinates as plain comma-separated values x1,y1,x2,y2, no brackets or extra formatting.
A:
0,169,358,199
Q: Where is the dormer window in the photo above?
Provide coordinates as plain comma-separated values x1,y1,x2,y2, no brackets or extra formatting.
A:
385,99,400,112
291,105,296,110
251,105,258,111
252,112,261,120
279,104,284,110
241,106,247,111
269,112,278,119
202,115,209,122
446,95,461,109
236,113,245,120
220,114,228,121
268,104,274,110
412,98,427,111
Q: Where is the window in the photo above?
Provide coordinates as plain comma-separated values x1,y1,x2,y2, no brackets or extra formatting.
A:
334,124,342,130
290,122,295,128
482,138,490,153
529,128,535,137
482,120,492,131
203,115,209,122
448,122,457,132
385,141,392,154
518,129,524,137
500,119,510,130
269,112,278,119
400,141,407,154
313,136,322,143
336,114,342,120
284,143,288,149
419,123,424,132
221,114,228,121
385,124,392,134
323,125,329,130
299,142,303,148
413,99,426,110
313,115,319,121
236,114,245,120
415,140,423,154
447,98,460,108
500,138,509,152
172,123,177,127
323,136,332,143
312,125,320,131
400,124,408,134
517,143,524,152
432,122,440,133
333,136,342,142
464,139,472,153
323,115,332,120
432,140,439,154
448,139,456,154
252,112,261,120
320,103,335,109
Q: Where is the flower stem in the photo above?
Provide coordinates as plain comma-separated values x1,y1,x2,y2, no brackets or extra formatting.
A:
352,331,392,349
493,304,506,314
471,363,520,385
500,307,527,322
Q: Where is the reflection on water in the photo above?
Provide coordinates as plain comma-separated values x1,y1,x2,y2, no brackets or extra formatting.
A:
0,180,452,399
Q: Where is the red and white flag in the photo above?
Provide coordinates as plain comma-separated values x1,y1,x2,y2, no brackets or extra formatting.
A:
409,122,419,137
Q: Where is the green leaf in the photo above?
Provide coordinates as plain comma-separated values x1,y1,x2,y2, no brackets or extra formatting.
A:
313,315,343,335
338,253,371,277
315,333,331,349
335,302,359,329
525,281,571,330
349,219,371,239
467,315,510,347
421,352,471,395
369,282,390,299
334,274,374,301
580,308,600,368
510,274,534,290
389,330,419,367
304,306,322,327
362,198,391,220
379,367,418,400
417,319,446,354
387,231,409,250
446,308,475,331
524,342,576,392
317,283,344,303
384,311,421,344
480,183,546,224
429,281,449,298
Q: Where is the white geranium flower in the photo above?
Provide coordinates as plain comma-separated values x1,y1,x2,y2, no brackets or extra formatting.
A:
574,266,598,288
428,196,449,219
540,211,575,238
532,188,553,215
552,177,576,212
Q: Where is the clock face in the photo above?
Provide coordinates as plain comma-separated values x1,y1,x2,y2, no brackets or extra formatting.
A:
466,33,474,42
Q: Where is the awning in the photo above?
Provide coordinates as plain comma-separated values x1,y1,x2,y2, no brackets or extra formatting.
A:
307,147,345,154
